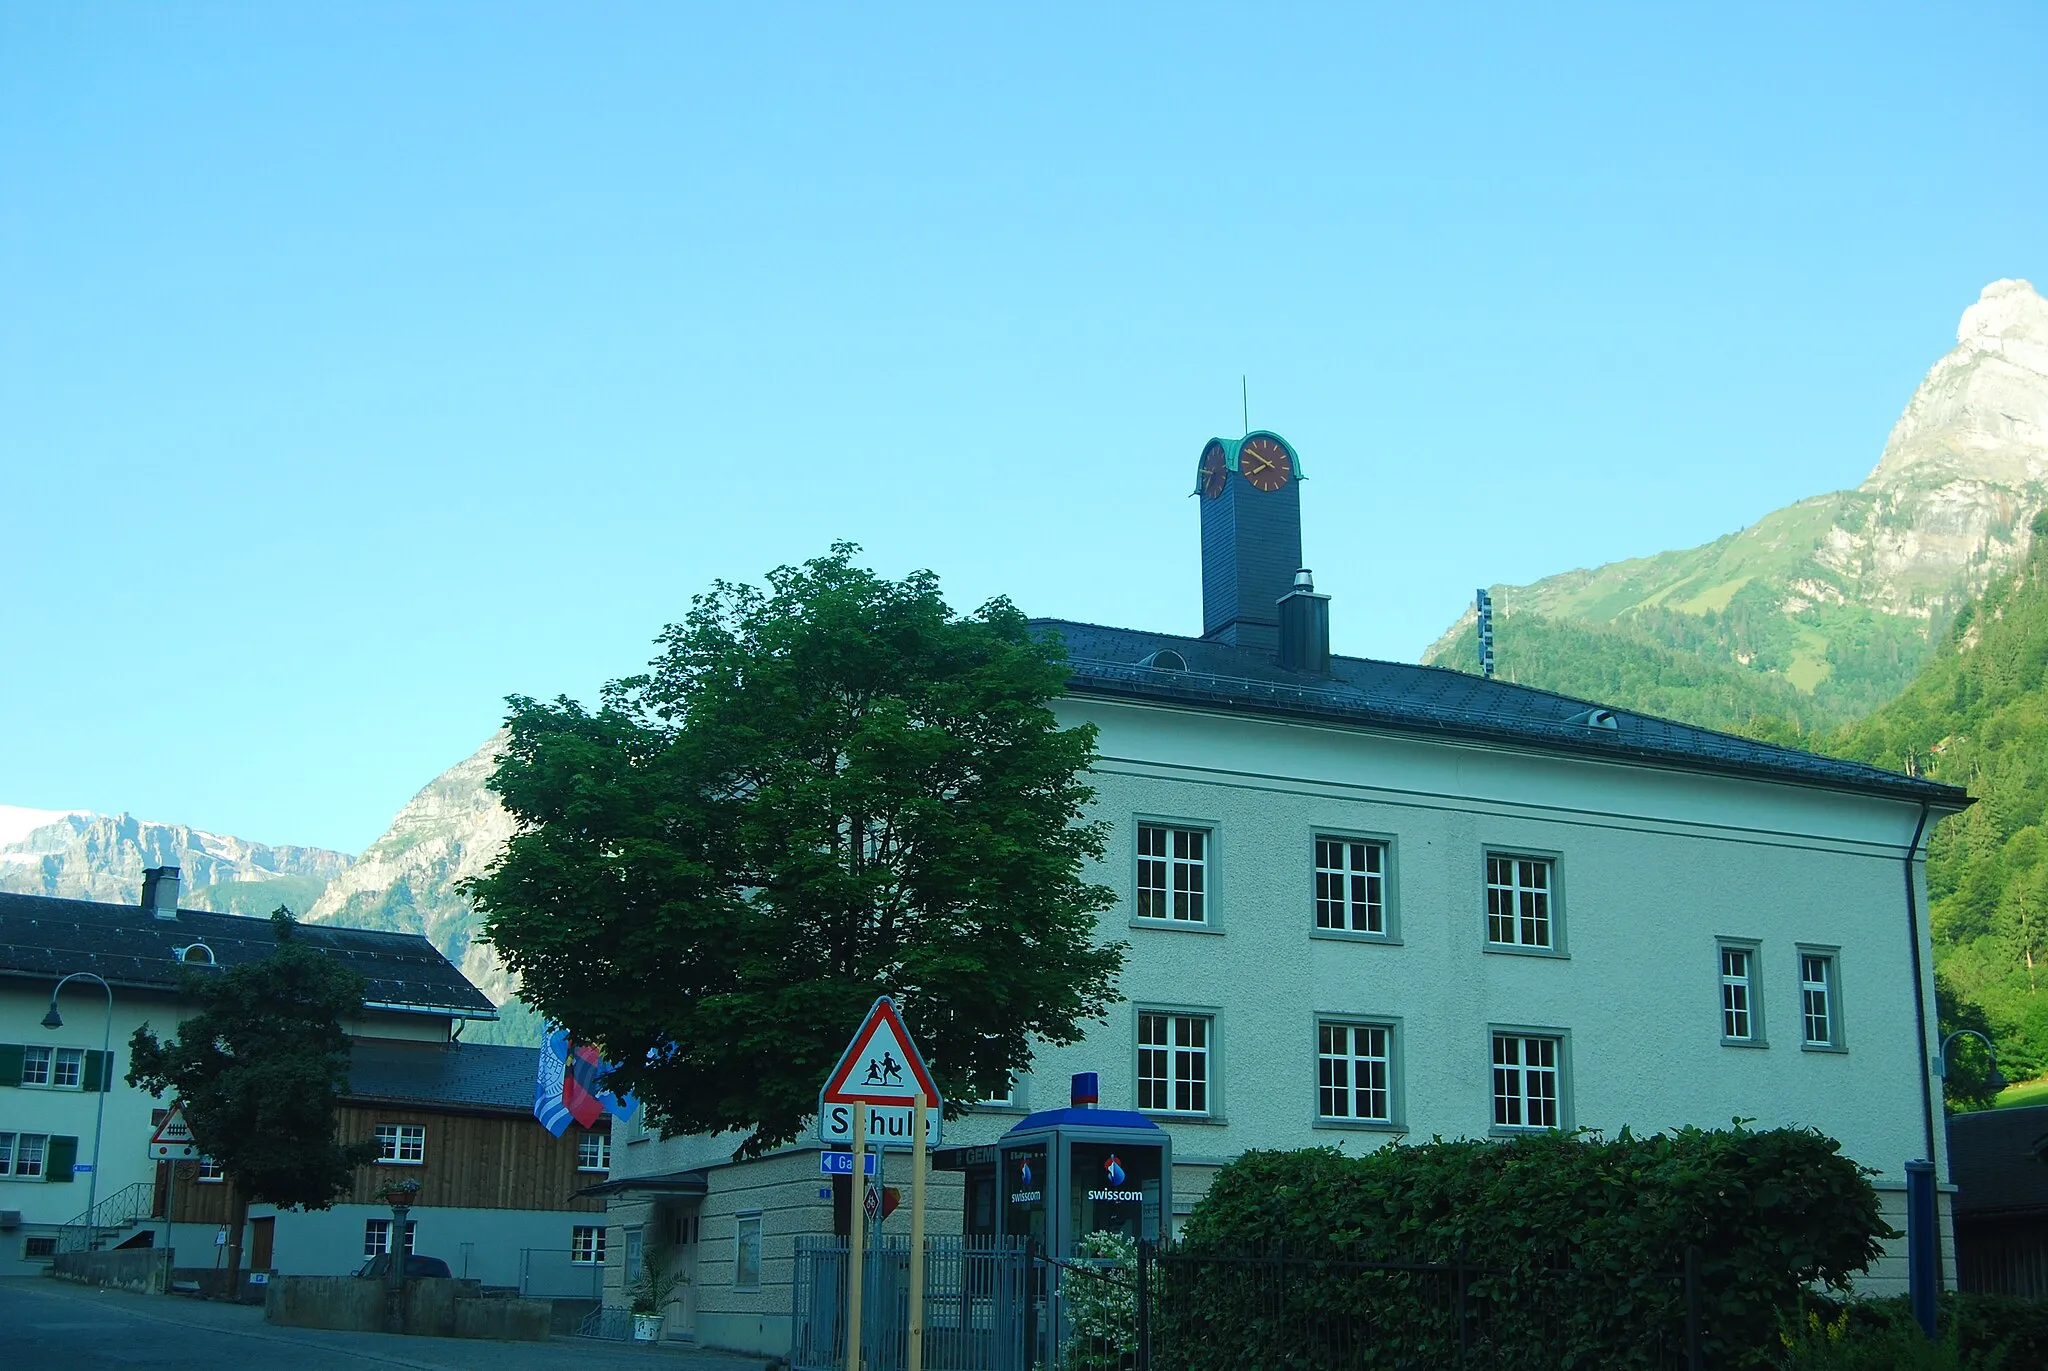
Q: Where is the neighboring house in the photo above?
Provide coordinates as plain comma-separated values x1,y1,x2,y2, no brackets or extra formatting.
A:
603,432,1973,1359
168,1038,612,1292
1948,1104,2048,1298
0,872,598,1286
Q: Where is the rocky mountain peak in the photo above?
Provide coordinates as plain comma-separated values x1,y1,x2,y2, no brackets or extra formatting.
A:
1866,278,2048,492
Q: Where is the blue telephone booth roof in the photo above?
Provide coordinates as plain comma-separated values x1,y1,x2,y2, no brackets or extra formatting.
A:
1002,1106,1163,1135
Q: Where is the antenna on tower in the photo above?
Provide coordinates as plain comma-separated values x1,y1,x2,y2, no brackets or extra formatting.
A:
1241,376,1249,436
1475,588,1495,679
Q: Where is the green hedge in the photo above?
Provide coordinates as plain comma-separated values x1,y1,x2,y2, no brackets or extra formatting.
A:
1168,1126,1890,1370
1796,1291,2048,1369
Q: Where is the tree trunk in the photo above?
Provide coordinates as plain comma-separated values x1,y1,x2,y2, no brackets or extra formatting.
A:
222,1186,248,1300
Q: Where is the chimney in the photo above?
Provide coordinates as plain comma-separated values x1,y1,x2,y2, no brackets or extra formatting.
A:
141,866,182,921
1277,569,1331,674
1199,440,1304,654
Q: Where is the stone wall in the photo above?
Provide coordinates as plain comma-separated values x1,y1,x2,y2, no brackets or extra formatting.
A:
51,1247,172,1294
264,1275,552,1341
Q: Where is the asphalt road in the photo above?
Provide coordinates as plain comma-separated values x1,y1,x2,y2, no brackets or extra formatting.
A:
0,1277,773,1371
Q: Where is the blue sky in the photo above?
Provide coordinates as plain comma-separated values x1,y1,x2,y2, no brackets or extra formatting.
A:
2,3,2043,853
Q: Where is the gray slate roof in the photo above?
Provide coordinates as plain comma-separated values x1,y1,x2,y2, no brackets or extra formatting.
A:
1032,619,1970,807
0,891,497,1017
345,1039,539,1114
1949,1104,2048,1218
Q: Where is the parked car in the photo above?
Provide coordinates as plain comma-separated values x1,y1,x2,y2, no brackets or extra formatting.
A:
354,1254,453,1280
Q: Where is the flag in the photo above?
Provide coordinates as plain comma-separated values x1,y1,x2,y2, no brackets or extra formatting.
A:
533,1027,574,1137
534,1025,638,1136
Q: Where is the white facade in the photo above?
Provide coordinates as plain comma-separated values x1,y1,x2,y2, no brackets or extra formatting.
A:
606,690,1963,1356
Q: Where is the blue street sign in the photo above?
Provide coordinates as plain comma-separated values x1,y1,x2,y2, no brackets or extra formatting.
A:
72,1164,93,1173
820,1150,879,1176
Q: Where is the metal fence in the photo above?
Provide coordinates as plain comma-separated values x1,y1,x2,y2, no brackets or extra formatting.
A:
793,1236,1033,1371
519,1247,606,1300
796,1237,1705,1371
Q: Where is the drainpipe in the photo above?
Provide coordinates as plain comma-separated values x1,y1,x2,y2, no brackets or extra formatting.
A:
1904,802,1935,1165
1901,801,1941,1309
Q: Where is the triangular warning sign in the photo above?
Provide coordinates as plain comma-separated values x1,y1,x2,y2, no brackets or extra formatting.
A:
820,996,942,1106
151,1104,194,1146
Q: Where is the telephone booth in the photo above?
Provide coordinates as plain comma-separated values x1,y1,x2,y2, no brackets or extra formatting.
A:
997,1073,1171,1354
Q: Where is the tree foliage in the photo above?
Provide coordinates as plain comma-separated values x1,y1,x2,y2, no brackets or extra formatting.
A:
125,907,378,1207
468,544,1125,1156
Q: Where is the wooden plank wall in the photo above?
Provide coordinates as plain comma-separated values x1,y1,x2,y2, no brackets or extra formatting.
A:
165,1107,607,1221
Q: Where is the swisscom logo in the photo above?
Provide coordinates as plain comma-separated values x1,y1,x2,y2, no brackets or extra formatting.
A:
1087,1153,1143,1204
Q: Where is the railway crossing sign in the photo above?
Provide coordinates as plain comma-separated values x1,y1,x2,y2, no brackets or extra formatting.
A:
149,1104,201,1161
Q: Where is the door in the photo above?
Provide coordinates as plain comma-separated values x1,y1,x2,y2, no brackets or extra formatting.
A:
249,1217,275,1271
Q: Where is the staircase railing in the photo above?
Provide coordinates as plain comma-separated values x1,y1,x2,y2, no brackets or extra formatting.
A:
54,1181,158,1253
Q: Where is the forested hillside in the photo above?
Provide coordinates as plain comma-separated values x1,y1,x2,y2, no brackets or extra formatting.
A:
1831,511,2048,1084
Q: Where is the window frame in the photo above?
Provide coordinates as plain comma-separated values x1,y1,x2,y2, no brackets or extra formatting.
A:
19,1045,52,1087
2,1131,50,1180
733,1212,764,1291
576,1131,611,1174
51,1047,85,1090
1310,830,1400,944
196,1157,227,1183
571,1224,607,1265
1482,849,1567,957
363,1218,417,1257
1312,1014,1404,1132
1488,1025,1571,1135
1132,817,1221,933
23,1235,58,1259
1717,939,1767,1048
373,1122,427,1165
1135,1006,1219,1119
1797,945,1846,1052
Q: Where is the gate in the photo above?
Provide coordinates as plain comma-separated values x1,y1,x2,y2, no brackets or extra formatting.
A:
791,1235,1031,1371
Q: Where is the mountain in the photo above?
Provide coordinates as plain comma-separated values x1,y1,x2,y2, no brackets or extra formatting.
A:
1832,510,2048,1083
0,806,352,916
300,734,540,1045
1426,279,2048,733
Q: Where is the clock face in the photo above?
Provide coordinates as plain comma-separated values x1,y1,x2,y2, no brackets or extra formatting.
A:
1240,435,1293,492
1198,441,1229,499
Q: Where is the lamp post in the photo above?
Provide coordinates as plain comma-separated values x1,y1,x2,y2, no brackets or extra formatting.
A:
1934,1029,2008,1097
42,972,114,1243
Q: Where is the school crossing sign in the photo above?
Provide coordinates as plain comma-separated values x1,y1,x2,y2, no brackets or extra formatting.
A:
817,996,942,1150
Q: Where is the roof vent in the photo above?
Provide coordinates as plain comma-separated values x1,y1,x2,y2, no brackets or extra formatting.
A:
175,942,216,966
141,866,182,921
1138,649,1188,672
1568,707,1621,732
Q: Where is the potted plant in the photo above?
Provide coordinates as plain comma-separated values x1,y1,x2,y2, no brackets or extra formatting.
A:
629,1239,688,1342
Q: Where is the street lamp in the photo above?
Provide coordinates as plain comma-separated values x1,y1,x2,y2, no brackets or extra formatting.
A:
43,972,114,1245
1934,1028,2008,1096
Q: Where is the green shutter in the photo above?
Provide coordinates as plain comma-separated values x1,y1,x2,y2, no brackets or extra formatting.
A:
47,1136,78,1183
0,1044,22,1086
82,1050,112,1093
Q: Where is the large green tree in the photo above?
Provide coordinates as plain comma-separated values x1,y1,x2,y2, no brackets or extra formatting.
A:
127,908,378,1289
468,544,1124,1156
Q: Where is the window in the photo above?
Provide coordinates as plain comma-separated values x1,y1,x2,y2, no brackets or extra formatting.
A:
672,1212,700,1246
52,1048,84,1090
1491,1032,1562,1131
977,1084,1015,1108
1317,1022,1391,1123
1137,824,1208,923
1719,943,1764,1044
1486,855,1555,950
734,1213,763,1290
577,1131,611,1173
571,1225,606,1265
1,1133,48,1179
374,1123,426,1164
1137,1012,1211,1114
20,1046,51,1086
1800,951,1841,1048
363,1219,416,1257
625,1227,644,1277
23,1236,58,1259
1315,838,1387,934
197,1158,226,1183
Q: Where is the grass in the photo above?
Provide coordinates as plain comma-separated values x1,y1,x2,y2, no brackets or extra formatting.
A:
1993,1076,2048,1109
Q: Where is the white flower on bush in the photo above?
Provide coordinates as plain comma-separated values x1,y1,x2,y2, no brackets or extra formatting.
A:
1062,1229,1138,1367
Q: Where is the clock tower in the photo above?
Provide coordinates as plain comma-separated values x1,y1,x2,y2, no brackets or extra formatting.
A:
1194,431,1305,655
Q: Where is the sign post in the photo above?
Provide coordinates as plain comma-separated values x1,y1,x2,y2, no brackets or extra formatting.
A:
909,1090,927,1371
846,1104,866,1371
